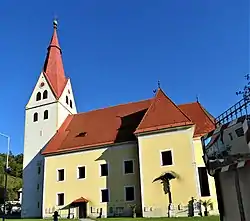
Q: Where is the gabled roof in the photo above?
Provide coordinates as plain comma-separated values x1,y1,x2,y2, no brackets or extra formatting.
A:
42,89,215,156
135,89,193,134
42,99,152,155
178,102,215,137
43,20,68,99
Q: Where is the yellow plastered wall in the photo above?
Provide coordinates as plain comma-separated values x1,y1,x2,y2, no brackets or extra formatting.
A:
138,126,199,217
43,142,142,218
193,138,218,214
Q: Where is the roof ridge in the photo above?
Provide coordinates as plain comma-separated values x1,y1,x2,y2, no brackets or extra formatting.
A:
196,102,215,125
75,98,152,116
159,90,193,123
178,101,197,106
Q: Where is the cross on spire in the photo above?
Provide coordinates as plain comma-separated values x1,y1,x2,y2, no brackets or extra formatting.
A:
196,95,199,102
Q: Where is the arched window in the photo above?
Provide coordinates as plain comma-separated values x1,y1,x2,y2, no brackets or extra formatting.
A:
66,96,69,104
70,100,72,108
36,92,41,101
43,90,48,99
44,110,48,120
33,112,38,122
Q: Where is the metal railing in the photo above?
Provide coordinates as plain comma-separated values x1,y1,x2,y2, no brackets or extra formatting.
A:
215,98,250,127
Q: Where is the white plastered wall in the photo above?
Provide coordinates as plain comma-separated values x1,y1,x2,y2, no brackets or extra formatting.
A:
22,72,76,218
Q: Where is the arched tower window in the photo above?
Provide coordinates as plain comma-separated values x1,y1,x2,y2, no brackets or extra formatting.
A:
43,90,48,99
70,100,72,108
66,96,69,104
36,92,41,101
33,112,38,122
44,110,48,120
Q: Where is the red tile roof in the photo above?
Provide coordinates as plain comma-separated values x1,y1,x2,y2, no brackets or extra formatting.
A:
42,89,215,156
71,197,88,204
42,99,152,155
178,102,215,137
135,89,193,134
43,21,67,99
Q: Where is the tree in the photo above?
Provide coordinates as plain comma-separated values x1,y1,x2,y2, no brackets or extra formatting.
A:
153,171,179,217
0,152,23,201
201,199,213,216
236,73,250,102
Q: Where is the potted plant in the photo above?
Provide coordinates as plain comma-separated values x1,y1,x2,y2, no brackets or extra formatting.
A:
202,199,213,216
128,204,137,218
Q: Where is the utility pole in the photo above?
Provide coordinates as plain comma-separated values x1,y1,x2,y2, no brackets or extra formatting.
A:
0,132,10,221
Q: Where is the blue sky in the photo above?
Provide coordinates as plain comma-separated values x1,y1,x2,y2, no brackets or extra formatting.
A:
0,0,249,154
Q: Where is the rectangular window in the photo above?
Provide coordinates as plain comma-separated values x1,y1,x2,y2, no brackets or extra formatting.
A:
57,169,64,181
124,160,134,174
235,127,244,137
57,193,64,206
161,150,173,166
78,166,86,179
100,164,108,176
101,189,109,202
38,166,41,175
198,167,210,197
125,186,135,201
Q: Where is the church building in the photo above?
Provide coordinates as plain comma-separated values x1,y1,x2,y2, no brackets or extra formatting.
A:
22,21,218,218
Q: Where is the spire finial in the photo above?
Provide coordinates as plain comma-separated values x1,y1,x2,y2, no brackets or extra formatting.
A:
158,80,161,89
53,19,58,29
196,94,199,102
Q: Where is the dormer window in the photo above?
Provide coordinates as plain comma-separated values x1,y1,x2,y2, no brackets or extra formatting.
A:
33,112,38,122
76,132,87,137
44,110,48,120
66,96,69,104
36,92,41,101
43,90,48,99
70,100,73,108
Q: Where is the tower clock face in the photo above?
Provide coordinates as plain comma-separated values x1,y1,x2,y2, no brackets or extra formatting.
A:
40,82,45,88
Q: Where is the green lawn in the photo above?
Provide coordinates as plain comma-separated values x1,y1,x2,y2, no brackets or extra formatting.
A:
96,217,219,221
7,217,220,221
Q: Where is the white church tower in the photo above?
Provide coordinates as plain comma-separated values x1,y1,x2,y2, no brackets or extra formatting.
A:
21,20,77,218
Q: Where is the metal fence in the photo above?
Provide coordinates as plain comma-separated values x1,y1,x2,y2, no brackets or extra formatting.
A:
215,98,250,127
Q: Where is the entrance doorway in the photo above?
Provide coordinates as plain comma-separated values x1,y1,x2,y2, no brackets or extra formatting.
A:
79,202,87,218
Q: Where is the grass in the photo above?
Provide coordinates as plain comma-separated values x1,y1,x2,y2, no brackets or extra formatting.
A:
8,217,219,221
7,217,220,221
96,217,220,221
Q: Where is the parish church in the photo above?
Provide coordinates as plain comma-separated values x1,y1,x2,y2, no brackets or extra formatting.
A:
22,20,218,218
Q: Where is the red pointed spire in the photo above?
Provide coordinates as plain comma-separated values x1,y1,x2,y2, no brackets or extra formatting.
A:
43,20,67,99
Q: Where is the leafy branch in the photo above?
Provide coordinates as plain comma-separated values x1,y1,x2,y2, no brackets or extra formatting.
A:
236,74,250,102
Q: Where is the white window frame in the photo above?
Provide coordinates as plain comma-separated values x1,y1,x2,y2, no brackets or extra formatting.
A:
77,165,86,180
56,168,66,182
124,185,136,202
159,149,174,167
123,159,135,175
99,162,109,177
56,192,65,206
100,188,110,203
